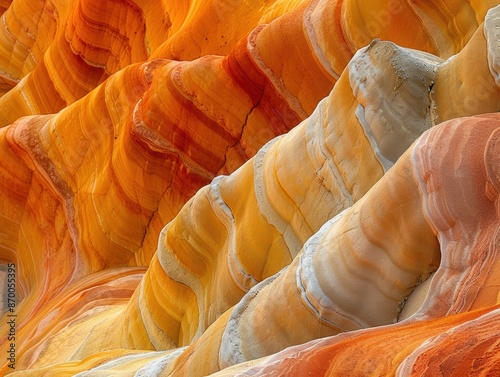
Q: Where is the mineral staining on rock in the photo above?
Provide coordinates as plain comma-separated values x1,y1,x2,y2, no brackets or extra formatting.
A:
1,1,500,376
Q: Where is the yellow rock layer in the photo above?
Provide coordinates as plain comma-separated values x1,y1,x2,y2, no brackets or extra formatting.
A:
209,113,500,377
1,1,500,376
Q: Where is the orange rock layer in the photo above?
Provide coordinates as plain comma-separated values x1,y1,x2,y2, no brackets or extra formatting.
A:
0,0,491,125
0,0,499,376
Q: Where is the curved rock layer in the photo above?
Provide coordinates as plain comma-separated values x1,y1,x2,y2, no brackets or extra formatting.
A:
209,113,500,377
211,305,500,377
7,113,500,377
139,45,500,376
108,8,499,361
0,48,304,370
0,1,500,376
0,0,306,123
0,0,491,125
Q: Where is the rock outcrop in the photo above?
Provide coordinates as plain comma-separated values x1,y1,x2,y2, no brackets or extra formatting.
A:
207,112,500,377
0,0,500,376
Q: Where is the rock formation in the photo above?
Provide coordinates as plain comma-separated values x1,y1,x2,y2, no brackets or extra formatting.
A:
0,0,499,376
207,112,500,377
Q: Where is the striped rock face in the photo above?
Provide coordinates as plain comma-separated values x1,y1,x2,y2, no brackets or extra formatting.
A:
208,113,500,377
0,1,500,376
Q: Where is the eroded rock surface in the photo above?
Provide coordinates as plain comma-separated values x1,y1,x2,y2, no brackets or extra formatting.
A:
1,1,500,376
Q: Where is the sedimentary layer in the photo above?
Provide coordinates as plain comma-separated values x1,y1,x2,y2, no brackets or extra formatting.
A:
1,1,500,376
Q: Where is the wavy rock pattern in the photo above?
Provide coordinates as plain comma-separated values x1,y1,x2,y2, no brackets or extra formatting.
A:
0,0,147,122
112,8,500,370
0,0,490,125
0,0,308,125
212,306,500,377
0,0,499,376
208,113,500,377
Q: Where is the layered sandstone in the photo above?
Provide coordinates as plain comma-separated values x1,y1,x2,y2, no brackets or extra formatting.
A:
0,1,499,376
209,113,500,377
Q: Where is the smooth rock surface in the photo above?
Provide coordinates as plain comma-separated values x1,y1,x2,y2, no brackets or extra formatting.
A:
1,1,500,376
